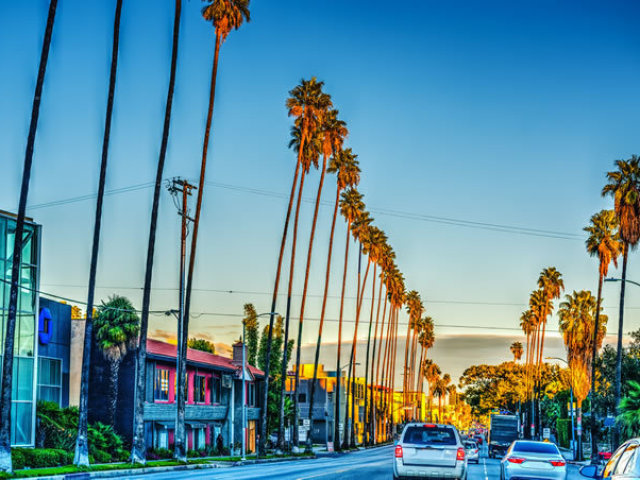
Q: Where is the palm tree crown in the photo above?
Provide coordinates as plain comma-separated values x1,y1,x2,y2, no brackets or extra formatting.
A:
585,209,622,277
602,156,640,245
202,0,250,41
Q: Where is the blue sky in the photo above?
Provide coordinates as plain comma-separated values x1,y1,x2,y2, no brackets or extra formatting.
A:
2,0,640,379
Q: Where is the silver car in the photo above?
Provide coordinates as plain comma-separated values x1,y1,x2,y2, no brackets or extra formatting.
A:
501,441,567,480
465,441,480,464
394,423,467,480
580,438,640,480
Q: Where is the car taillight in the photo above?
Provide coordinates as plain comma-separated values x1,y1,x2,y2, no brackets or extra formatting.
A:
457,448,465,461
508,457,525,464
395,445,403,458
550,461,566,467
475,449,479,454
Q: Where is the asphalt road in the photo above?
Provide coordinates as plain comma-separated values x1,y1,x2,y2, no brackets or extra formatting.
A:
125,444,585,480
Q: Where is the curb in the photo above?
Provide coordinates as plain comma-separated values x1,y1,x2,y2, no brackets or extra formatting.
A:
16,462,225,480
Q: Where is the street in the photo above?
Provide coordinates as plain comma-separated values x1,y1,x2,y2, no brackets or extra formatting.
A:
125,445,585,480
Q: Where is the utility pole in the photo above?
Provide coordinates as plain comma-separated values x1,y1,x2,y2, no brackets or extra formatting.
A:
167,178,196,461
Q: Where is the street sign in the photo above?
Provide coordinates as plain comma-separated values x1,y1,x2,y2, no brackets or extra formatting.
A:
303,419,311,428
327,442,334,452
543,428,550,440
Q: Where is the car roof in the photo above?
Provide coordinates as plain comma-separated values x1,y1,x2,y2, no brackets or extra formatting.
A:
404,423,455,428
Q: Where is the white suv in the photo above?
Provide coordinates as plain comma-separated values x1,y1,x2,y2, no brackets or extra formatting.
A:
394,423,468,480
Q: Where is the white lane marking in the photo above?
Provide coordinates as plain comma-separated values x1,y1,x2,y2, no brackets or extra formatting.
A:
483,455,489,480
295,459,389,480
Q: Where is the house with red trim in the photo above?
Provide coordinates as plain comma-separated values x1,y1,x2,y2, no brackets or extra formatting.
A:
89,338,264,453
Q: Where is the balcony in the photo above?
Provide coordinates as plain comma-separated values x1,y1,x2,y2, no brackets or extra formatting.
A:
144,402,228,422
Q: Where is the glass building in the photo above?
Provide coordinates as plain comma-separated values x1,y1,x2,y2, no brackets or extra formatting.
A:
0,210,40,446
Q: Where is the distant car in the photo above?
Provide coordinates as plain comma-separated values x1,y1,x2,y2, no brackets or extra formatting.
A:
475,435,485,446
394,423,467,480
465,441,480,464
501,440,567,480
581,439,640,480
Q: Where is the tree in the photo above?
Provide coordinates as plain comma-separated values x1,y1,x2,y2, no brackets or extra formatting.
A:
75,0,123,466
131,0,182,463
293,105,341,449
277,78,329,450
432,374,451,422
243,303,259,365
307,148,359,448
403,290,424,417
0,0,58,472
93,296,140,428
602,156,640,447
558,290,607,460
584,208,621,456
178,0,250,461
510,342,524,362
618,381,640,439
334,187,364,450
187,338,216,354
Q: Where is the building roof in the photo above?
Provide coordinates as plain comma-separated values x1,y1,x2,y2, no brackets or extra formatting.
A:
146,338,264,378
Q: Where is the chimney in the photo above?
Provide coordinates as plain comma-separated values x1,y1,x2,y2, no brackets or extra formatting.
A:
232,340,244,365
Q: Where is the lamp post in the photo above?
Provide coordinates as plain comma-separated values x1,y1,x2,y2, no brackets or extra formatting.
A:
547,357,575,460
242,312,278,460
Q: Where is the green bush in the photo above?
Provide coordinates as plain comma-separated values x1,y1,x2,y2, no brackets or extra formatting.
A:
147,448,173,460
36,401,128,464
556,418,571,449
11,448,73,470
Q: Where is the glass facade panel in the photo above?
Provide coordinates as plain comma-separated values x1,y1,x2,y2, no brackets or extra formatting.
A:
0,213,39,447
37,357,62,404
11,402,32,446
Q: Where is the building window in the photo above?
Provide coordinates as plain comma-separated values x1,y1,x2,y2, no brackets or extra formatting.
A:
211,377,221,404
194,375,206,403
154,369,170,401
297,392,306,404
154,426,168,449
195,427,206,450
37,357,61,404
248,384,256,406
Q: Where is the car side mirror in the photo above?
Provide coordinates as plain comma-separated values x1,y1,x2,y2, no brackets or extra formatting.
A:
580,465,599,479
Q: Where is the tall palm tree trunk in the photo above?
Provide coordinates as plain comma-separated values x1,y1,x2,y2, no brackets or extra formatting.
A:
346,258,371,447
416,348,425,420
277,163,307,450
590,269,604,461
259,151,303,456
363,267,377,445
614,244,629,448
307,187,339,451
293,155,328,448
75,0,122,466
368,278,383,444
403,319,412,412
0,1,58,472
334,226,352,451
180,28,222,459
131,0,181,463
390,310,399,437
374,290,389,441
107,360,122,428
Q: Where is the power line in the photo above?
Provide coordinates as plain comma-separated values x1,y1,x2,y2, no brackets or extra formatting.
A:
23,178,583,240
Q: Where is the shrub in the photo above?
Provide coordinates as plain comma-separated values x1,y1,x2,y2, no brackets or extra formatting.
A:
147,448,173,460
12,448,73,470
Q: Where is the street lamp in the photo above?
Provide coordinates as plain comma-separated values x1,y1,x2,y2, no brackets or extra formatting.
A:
242,312,278,461
604,277,640,288
546,357,575,460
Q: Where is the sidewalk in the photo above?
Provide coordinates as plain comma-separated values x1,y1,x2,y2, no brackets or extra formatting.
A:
558,447,591,466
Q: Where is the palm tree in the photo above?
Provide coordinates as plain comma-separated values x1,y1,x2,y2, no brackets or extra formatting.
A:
334,187,363,450
416,318,435,420
307,149,359,450
93,296,140,427
432,374,450,422
345,213,374,447
423,360,441,422
0,0,58,473
510,342,524,362
558,290,607,460
259,78,324,455
131,0,182,463
536,267,564,370
293,106,341,448
403,291,423,417
75,0,123,466
584,209,621,456
602,156,640,447
180,0,250,460
278,79,329,450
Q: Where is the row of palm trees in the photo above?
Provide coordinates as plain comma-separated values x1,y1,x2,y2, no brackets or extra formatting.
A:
260,76,439,453
0,0,251,473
